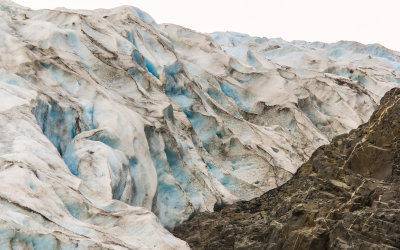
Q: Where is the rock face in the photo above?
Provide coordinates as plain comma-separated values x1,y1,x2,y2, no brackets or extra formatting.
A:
0,0,400,248
173,87,400,249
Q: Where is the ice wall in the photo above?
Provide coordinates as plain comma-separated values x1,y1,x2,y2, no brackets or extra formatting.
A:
0,0,399,247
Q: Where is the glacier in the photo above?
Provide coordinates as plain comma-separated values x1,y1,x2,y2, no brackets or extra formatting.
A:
0,0,399,248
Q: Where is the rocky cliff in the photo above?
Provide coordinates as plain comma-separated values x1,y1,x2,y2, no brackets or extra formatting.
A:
173,87,400,249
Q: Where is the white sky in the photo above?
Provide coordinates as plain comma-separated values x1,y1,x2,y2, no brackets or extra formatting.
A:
12,0,400,51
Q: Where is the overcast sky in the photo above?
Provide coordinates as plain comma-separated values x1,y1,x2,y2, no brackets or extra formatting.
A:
12,0,400,51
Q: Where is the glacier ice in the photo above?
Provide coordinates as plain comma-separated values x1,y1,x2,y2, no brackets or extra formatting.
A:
0,0,399,248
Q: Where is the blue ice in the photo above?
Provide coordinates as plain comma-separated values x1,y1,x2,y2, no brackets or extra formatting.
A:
182,110,218,151
206,163,238,192
328,49,348,58
132,50,145,68
144,127,192,228
34,100,77,156
63,143,80,176
127,32,137,47
220,82,250,112
132,8,157,26
144,58,159,78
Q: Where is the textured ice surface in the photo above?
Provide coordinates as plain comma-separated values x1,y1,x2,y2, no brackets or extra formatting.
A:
0,0,400,248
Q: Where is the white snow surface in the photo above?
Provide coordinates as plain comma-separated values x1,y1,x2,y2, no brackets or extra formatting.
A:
0,0,400,248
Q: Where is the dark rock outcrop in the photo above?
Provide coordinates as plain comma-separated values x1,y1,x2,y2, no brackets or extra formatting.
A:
173,88,400,249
